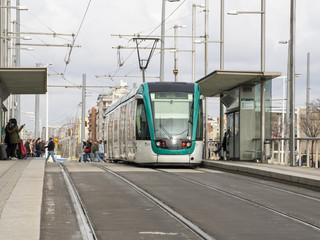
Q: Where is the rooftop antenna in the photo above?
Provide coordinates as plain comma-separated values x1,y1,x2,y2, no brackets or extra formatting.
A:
132,37,159,82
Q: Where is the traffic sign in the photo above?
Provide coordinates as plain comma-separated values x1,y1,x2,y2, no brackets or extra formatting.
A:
54,137,59,143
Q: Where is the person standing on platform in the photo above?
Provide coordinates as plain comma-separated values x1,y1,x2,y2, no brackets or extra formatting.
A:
6,118,25,159
40,140,46,157
45,137,56,162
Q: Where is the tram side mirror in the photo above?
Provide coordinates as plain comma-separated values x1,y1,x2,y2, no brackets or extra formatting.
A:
200,95,205,100
135,94,143,100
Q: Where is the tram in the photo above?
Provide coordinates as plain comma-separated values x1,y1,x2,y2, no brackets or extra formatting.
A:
105,82,203,166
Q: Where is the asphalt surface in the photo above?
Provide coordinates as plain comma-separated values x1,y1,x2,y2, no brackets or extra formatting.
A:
63,163,200,240
105,164,320,240
40,163,81,240
2,159,320,240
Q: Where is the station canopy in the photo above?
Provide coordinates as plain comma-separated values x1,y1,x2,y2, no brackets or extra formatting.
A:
196,70,281,97
0,67,47,94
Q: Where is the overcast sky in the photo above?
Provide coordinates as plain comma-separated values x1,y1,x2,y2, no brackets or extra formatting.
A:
16,0,320,133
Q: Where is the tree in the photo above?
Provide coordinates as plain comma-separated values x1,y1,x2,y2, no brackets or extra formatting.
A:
299,99,320,165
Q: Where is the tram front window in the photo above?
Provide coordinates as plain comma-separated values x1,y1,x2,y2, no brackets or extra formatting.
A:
150,92,193,140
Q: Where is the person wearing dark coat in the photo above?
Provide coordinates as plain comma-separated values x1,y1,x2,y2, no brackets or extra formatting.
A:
45,137,56,162
83,141,93,162
24,139,31,157
6,118,25,159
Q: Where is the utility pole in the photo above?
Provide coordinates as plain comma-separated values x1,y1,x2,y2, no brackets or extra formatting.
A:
15,0,21,126
35,63,41,139
81,74,86,158
260,0,266,163
289,0,296,166
220,0,225,146
204,0,209,159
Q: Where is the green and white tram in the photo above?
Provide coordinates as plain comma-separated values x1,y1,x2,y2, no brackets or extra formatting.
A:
105,82,203,166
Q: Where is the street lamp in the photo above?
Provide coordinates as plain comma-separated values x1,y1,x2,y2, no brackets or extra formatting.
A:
160,0,180,82
0,5,28,10
228,0,266,163
172,25,186,82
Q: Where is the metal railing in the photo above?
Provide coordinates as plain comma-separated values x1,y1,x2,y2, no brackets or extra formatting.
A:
254,137,320,168
206,138,319,168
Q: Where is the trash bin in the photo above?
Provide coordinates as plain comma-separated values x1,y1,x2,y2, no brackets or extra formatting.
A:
264,140,271,159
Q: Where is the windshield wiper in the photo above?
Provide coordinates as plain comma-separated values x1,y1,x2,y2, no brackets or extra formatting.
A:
160,123,173,139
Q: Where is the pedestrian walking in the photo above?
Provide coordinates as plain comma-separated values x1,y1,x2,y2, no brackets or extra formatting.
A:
45,137,56,162
99,140,106,162
92,140,103,162
83,140,93,162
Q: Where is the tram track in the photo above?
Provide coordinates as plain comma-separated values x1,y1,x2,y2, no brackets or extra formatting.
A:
59,163,97,240
156,168,320,232
93,163,216,240
199,168,320,202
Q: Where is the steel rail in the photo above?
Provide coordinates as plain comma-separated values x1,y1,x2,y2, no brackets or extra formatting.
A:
200,168,320,202
157,169,320,232
59,163,97,240
94,164,215,240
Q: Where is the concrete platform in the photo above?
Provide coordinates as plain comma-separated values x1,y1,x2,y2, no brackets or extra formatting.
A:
1,157,320,240
0,158,45,240
203,160,320,189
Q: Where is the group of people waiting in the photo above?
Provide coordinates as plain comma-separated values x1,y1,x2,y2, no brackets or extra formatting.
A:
24,138,47,157
82,140,107,162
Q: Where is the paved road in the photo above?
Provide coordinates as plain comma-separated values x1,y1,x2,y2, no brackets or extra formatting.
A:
41,162,320,240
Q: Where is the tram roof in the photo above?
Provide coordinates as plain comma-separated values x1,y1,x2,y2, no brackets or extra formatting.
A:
0,67,47,94
196,70,281,97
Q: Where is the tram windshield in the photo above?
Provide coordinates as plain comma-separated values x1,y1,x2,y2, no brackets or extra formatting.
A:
150,92,193,140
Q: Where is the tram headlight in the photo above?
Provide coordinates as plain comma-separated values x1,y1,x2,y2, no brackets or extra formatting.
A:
156,141,161,147
186,142,191,147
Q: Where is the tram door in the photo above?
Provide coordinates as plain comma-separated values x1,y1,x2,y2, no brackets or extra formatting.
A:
226,112,240,160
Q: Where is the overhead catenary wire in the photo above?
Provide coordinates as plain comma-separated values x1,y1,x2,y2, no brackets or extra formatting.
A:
108,0,187,83
63,0,92,75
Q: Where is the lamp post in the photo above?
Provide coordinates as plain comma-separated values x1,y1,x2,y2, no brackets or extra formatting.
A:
289,0,296,167
192,4,205,83
173,25,186,82
228,0,266,162
160,0,180,82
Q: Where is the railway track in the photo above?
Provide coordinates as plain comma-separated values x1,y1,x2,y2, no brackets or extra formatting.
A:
156,167,320,232
59,163,97,240
93,163,215,240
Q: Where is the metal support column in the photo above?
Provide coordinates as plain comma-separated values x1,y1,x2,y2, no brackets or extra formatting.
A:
81,74,86,147
289,0,296,166
260,0,266,163
219,0,225,145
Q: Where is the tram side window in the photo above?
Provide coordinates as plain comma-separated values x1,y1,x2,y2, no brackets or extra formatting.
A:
196,100,203,140
136,99,150,140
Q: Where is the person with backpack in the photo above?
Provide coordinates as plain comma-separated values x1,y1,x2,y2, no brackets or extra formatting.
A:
83,140,93,162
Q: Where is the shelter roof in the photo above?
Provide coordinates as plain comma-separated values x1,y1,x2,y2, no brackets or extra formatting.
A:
196,70,281,97
0,67,47,94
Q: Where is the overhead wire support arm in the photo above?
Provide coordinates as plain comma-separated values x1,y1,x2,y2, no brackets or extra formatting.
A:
112,34,205,39
10,32,75,37
95,75,160,79
48,85,121,89
16,43,81,48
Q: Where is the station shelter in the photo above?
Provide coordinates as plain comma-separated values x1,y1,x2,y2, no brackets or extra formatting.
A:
0,67,47,140
197,70,281,161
